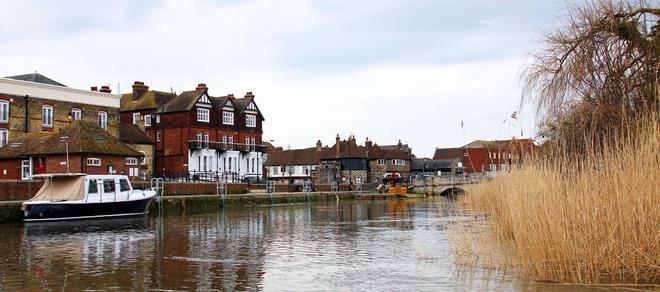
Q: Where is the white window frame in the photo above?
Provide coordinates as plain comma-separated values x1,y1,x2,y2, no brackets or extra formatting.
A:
246,114,256,127
125,157,138,165
42,105,53,128
0,128,8,147
71,108,82,121
98,111,108,130
139,151,147,165
392,159,405,166
144,115,151,127
222,111,234,125
0,100,9,123
156,131,161,142
87,158,101,166
377,159,387,165
197,108,210,123
133,113,140,125
156,114,160,123
21,160,30,180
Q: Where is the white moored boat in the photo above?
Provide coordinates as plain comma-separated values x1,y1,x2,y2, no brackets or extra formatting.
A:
22,173,157,222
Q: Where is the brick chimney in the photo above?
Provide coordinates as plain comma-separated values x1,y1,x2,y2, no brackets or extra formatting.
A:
99,85,112,93
397,139,403,150
365,137,372,151
132,81,148,101
245,91,255,98
335,134,341,157
227,93,235,99
316,140,322,151
90,86,98,92
196,83,208,91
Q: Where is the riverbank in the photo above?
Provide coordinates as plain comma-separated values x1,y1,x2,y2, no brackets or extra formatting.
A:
0,191,400,222
449,121,659,286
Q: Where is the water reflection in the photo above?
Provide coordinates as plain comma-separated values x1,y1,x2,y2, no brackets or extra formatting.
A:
0,198,607,291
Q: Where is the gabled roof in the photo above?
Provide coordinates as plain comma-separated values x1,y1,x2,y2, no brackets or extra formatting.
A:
23,120,142,157
368,144,410,160
159,90,206,113
121,90,176,112
233,96,265,120
5,73,67,87
265,147,326,166
119,124,154,144
321,140,367,160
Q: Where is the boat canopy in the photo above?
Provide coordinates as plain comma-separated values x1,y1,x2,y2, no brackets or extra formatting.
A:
30,175,86,202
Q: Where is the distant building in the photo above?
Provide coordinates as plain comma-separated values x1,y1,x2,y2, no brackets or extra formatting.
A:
265,135,412,185
410,158,457,177
433,138,537,173
0,121,142,180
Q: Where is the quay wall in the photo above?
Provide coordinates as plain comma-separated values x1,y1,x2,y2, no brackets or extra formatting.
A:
0,191,381,222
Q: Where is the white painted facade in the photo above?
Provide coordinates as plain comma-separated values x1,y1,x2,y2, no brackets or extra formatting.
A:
0,77,120,108
267,165,316,178
188,148,265,181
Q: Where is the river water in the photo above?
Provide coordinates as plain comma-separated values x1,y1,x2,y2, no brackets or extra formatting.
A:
0,198,604,291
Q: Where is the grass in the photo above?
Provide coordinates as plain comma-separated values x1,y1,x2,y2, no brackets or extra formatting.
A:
448,119,660,286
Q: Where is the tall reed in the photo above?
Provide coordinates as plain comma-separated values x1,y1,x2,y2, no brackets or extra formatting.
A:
449,119,660,286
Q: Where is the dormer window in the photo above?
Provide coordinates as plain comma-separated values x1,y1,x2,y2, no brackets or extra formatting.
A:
223,111,234,125
133,113,140,125
246,114,256,127
197,108,210,122
144,115,151,127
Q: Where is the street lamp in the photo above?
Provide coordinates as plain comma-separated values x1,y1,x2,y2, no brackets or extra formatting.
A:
60,136,70,173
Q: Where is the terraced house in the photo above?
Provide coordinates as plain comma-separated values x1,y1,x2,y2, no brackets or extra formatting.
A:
121,82,266,181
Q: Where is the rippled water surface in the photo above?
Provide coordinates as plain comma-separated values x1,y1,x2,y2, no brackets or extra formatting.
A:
0,198,605,291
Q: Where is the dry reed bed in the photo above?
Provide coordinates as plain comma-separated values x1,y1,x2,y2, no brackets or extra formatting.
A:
448,121,659,286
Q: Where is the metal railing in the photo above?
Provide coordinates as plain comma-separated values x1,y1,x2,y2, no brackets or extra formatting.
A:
187,140,267,153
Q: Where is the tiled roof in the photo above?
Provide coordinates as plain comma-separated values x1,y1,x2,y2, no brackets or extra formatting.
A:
121,90,176,112
321,140,367,159
5,73,67,87
23,120,142,157
265,147,326,166
159,90,206,113
433,148,463,160
0,133,52,159
368,144,410,160
119,124,154,144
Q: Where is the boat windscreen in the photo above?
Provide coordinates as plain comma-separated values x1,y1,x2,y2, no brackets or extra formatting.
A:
31,176,86,202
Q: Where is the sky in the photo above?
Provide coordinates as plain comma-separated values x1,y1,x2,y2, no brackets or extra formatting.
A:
0,0,566,157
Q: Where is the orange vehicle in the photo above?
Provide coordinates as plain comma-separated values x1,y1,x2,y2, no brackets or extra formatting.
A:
379,172,408,196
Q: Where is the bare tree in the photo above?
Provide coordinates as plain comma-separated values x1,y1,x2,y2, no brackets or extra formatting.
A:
522,0,659,151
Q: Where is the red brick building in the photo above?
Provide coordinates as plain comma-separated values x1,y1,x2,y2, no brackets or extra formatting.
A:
433,138,537,173
0,121,142,180
121,82,266,180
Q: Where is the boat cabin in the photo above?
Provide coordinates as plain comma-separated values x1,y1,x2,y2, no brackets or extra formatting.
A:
29,174,141,203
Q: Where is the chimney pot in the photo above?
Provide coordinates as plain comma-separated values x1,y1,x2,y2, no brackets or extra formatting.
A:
90,86,98,91
99,85,112,93
196,83,208,91
316,140,322,151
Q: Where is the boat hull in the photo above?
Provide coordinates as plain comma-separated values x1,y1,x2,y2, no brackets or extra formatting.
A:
22,197,154,222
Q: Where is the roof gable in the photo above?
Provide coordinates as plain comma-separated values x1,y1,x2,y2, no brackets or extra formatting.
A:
160,90,205,113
